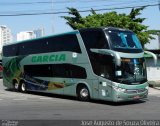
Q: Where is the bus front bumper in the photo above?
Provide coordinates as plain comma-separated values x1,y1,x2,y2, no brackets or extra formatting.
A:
112,87,148,102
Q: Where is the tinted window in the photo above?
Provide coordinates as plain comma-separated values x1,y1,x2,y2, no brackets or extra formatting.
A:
24,64,53,77
108,31,142,49
52,64,68,78
106,30,143,53
19,39,45,55
69,64,87,79
4,34,81,57
3,44,18,57
52,64,87,79
19,34,81,55
80,29,113,79
46,34,81,53
80,30,109,52
90,53,114,79
24,64,87,79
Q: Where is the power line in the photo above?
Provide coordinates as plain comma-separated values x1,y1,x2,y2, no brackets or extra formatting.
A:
0,1,70,5
57,0,157,11
0,3,159,17
0,0,157,14
0,0,115,5
0,0,157,6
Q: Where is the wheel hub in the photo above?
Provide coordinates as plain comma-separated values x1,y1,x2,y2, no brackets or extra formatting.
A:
80,89,88,97
14,83,19,90
21,83,26,92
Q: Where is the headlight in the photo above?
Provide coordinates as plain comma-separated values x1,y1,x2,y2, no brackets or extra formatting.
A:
118,88,126,92
145,86,149,90
113,86,126,92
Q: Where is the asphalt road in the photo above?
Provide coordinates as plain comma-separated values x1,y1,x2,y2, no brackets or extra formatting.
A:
0,79,160,126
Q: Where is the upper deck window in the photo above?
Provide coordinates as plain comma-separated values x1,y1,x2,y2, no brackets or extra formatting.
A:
3,33,81,57
107,30,142,50
80,30,109,52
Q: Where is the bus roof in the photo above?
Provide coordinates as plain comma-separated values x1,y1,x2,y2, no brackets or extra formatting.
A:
4,27,133,47
3,30,79,47
79,27,133,32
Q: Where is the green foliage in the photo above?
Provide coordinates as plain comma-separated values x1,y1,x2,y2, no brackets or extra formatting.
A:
62,7,158,48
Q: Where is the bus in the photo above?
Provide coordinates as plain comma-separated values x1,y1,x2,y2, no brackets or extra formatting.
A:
2,27,157,102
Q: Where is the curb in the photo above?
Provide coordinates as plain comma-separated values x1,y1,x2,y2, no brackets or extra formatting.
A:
148,81,160,88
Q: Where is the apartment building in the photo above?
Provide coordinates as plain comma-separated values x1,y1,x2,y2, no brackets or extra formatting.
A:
0,25,13,51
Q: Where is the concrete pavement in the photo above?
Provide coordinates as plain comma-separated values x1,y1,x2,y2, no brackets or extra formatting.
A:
148,80,160,88
149,87,160,96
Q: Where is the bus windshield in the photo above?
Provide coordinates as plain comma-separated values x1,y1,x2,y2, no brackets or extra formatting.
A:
115,58,147,85
107,30,142,49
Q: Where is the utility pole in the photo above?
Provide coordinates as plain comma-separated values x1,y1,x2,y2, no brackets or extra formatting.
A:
158,32,160,49
52,0,54,33
158,0,160,49
159,0,160,11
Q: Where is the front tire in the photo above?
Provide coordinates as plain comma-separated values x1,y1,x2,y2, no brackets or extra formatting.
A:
77,86,90,101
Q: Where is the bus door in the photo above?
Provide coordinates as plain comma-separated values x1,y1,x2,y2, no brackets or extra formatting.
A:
96,59,114,100
90,52,114,100
92,79,99,99
98,77,112,100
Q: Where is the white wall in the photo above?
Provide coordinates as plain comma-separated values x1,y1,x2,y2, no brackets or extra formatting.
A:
147,67,160,81
145,57,160,81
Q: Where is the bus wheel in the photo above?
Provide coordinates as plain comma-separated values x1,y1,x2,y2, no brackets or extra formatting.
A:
14,82,20,91
77,86,90,101
20,82,26,93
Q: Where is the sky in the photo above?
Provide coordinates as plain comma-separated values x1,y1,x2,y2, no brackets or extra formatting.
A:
0,0,160,49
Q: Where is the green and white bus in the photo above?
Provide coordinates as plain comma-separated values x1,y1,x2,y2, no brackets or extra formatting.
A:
2,27,157,102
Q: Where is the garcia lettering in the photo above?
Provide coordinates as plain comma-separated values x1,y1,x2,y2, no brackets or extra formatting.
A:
32,54,66,63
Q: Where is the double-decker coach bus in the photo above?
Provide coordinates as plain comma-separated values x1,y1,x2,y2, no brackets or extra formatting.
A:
2,27,157,102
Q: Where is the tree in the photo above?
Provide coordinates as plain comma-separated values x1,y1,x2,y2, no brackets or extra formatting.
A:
62,7,159,48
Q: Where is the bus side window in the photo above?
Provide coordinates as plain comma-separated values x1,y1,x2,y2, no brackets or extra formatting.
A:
68,64,87,79
52,64,87,79
47,34,81,53
52,65,66,78
80,30,109,51
24,64,53,77
3,44,18,57
91,53,114,79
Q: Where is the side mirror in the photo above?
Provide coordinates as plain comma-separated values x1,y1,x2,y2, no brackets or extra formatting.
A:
90,49,121,66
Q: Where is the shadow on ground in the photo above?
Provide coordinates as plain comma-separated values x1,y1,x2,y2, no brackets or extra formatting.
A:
5,88,147,106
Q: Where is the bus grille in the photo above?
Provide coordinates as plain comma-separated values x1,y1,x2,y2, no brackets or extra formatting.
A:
125,89,146,94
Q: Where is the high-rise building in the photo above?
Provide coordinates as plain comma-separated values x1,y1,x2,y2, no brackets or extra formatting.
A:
33,27,45,38
17,31,35,41
0,25,13,51
17,27,45,41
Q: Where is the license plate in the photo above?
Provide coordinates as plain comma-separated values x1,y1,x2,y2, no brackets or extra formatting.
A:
134,96,140,99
